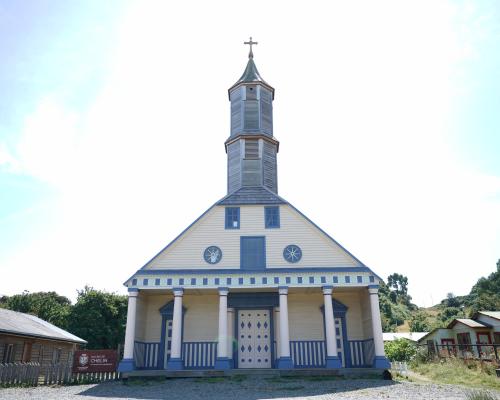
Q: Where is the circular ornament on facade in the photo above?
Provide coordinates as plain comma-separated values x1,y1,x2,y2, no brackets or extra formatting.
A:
283,245,302,263
203,246,222,264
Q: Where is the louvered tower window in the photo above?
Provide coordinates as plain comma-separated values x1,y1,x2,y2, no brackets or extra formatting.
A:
245,139,259,159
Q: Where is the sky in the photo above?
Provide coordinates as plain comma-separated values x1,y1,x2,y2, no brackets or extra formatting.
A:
0,0,499,307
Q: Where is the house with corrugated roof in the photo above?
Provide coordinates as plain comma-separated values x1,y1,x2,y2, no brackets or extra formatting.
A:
0,308,86,372
117,39,390,374
417,311,500,358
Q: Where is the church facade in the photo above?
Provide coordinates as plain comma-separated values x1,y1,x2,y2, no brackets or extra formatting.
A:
118,42,390,373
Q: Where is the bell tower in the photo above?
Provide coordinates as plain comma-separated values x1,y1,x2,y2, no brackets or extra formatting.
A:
225,38,279,194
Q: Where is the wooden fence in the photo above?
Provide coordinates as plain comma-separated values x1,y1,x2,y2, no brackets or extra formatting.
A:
0,361,120,386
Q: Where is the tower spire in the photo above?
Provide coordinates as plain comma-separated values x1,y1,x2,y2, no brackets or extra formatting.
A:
244,36,258,59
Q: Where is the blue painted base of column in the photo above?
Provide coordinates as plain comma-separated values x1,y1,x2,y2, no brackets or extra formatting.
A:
373,356,391,369
117,358,135,372
326,356,342,369
167,357,184,370
276,356,294,369
214,357,232,370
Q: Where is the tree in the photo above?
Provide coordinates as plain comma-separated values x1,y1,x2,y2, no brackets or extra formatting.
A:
387,273,408,296
384,338,417,362
67,287,127,349
409,311,430,332
3,291,71,329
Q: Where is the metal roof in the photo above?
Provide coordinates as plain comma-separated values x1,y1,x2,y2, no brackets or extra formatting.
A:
0,308,87,344
228,58,275,97
477,311,500,321
382,332,429,342
448,318,488,329
217,186,286,205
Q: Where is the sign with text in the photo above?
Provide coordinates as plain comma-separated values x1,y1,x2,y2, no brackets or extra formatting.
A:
73,350,118,373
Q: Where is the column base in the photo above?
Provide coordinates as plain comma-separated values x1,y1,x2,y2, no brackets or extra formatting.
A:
167,357,184,370
326,356,342,369
117,358,135,372
276,356,294,369
373,356,391,369
214,357,232,370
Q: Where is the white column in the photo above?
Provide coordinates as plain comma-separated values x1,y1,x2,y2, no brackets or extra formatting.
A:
217,288,229,358
278,287,290,358
368,287,385,357
323,287,338,357
123,290,139,360
277,286,293,368
170,288,184,360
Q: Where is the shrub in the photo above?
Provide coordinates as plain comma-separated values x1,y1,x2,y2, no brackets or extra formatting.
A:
384,338,417,362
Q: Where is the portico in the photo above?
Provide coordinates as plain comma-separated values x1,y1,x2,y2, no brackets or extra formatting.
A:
119,282,389,372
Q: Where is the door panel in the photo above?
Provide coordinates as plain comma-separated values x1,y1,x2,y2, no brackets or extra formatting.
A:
238,310,271,368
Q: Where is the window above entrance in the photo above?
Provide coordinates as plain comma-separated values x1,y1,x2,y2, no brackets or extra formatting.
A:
241,236,266,270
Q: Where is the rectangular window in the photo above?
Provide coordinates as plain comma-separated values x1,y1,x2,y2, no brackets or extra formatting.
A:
457,332,472,351
2,344,14,363
357,276,363,283
241,236,266,270
494,332,500,344
345,276,351,283
225,207,240,229
52,348,62,364
245,139,259,159
265,206,280,228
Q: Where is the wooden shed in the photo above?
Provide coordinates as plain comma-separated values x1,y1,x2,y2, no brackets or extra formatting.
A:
0,308,86,372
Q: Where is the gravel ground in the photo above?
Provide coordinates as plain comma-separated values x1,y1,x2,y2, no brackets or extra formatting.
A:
0,376,498,400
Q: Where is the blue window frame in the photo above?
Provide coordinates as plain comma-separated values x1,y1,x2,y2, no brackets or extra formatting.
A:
225,207,240,229
240,236,266,270
265,206,280,228
357,276,363,283
369,276,375,283
155,278,160,286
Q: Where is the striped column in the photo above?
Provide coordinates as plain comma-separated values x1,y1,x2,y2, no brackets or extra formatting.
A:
118,288,139,372
215,287,231,369
323,286,342,368
277,286,294,369
368,285,391,369
167,288,184,370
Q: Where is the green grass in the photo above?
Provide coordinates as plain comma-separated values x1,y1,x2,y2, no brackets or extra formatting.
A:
411,358,500,391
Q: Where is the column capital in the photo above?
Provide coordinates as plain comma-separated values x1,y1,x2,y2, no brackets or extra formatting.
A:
368,285,379,295
173,287,184,297
218,287,229,296
128,288,139,297
322,285,333,295
278,286,288,295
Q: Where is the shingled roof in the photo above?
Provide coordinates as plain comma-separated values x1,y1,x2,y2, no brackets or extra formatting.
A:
0,308,87,344
217,186,286,206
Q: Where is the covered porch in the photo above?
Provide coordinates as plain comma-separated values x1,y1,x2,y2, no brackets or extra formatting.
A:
119,283,389,372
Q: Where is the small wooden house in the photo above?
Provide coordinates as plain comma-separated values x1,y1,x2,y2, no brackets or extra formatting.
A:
418,312,500,358
0,308,86,372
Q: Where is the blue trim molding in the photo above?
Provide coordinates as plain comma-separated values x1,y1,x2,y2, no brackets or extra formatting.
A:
167,357,183,370
326,356,342,368
228,292,279,308
214,357,232,370
117,358,135,372
373,356,391,369
277,356,294,369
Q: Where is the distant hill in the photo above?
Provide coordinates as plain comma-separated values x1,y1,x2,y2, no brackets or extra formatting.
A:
381,259,500,332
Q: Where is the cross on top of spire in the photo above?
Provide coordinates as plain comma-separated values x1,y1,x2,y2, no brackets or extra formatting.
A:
244,36,258,59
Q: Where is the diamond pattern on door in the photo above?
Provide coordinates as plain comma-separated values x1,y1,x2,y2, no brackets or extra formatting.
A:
238,310,271,368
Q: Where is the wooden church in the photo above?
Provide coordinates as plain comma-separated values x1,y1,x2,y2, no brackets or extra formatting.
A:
118,39,390,374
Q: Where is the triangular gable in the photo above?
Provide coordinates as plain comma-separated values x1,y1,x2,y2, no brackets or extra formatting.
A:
124,190,382,283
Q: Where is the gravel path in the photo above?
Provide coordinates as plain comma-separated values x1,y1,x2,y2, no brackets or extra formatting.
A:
0,376,498,400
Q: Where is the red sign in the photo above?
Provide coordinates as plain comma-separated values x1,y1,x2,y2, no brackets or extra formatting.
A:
73,350,118,373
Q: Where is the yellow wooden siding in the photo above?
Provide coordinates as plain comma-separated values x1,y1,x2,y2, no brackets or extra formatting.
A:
288,293,325,340
142,295,171,342
135,296,147,342
144,205,359,270
360,290,374,339
183,294,218,342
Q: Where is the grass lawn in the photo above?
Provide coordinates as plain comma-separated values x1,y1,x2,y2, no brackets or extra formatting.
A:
409,358,500,392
